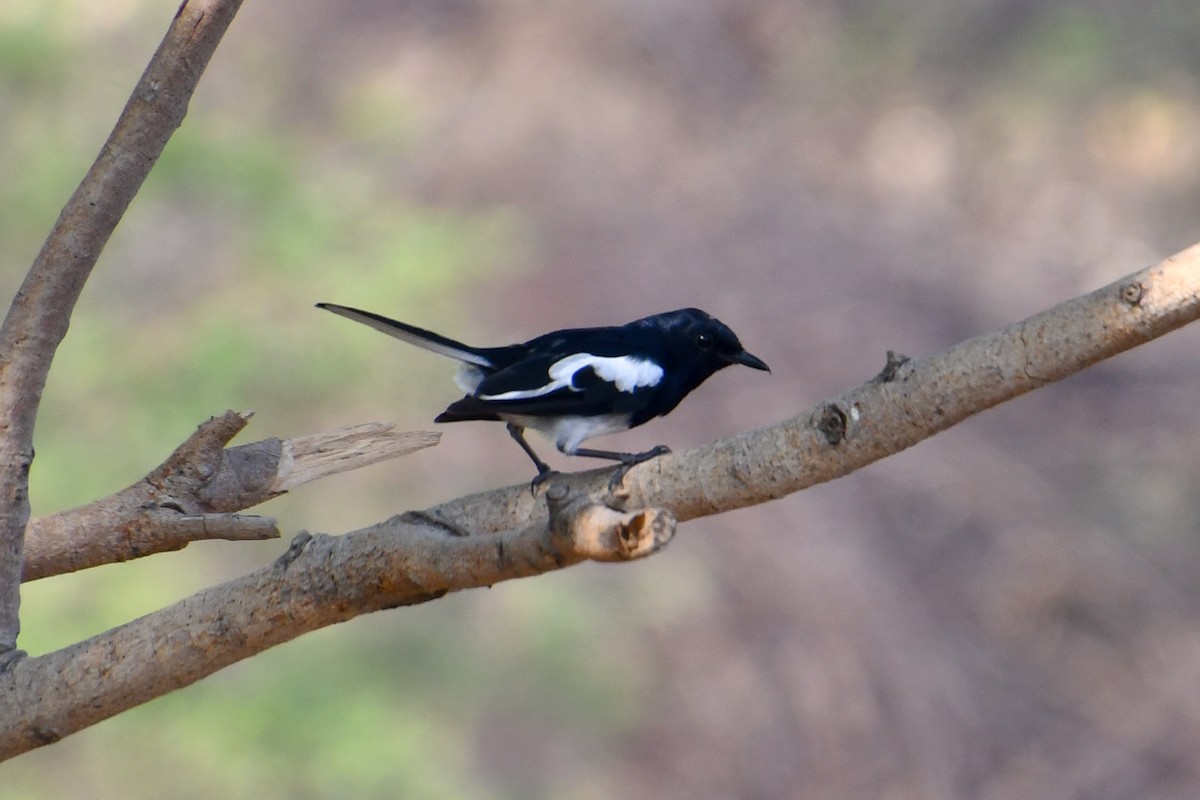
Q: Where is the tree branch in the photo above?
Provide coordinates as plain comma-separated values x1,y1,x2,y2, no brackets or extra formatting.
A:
417,247,1200,534
0,245,1195,760
0,486,673,760
0,0,245,660
21,413,439,582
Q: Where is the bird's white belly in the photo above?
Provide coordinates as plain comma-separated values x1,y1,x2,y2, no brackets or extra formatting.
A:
501,413,631,454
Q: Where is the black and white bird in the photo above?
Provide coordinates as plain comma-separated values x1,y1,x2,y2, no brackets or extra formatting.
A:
316,303,769,484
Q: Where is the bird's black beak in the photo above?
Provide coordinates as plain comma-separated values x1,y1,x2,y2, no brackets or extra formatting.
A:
730,350,770,372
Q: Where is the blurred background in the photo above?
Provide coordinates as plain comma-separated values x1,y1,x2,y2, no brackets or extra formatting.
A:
3,0,1200,797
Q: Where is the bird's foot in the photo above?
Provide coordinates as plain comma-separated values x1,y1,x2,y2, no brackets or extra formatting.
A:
607,445,671,491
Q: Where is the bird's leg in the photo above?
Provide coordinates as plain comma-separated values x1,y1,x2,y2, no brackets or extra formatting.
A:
568,445,672,490
506,422,555,490
571,444,672,465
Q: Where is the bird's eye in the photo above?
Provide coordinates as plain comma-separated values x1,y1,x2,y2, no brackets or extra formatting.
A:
696,332,714,350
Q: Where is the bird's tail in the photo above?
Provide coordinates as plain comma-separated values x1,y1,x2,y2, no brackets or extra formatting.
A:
316,303,494,368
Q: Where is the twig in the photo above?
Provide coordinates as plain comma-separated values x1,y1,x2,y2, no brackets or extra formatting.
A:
144,511,279,542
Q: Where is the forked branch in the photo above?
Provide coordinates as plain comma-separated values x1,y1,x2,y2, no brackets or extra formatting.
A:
21,413,440,581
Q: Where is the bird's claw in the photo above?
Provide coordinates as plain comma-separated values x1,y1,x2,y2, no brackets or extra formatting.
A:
529,468,559,495
607,445,672,491
640,445,672,460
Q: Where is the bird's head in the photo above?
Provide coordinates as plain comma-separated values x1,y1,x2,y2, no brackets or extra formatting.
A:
638,308,770,376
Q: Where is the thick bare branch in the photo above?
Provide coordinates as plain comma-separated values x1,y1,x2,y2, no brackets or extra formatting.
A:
0,246,1195,760
0,0,245,658
0,487,670,759
21,413,439,582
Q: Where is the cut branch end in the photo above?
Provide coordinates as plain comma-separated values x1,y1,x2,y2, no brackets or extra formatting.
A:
547,487,676,562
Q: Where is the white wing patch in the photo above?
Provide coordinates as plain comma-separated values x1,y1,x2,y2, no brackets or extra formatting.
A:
479,353,663,401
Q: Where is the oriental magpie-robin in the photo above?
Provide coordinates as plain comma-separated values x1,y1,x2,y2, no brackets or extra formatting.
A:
316,303,769,484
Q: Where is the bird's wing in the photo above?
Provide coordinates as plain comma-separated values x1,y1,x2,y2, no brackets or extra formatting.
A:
316,303,494,368
436,389,596,422
436,353,662,422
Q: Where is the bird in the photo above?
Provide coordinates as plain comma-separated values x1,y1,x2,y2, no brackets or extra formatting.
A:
316,302,769,485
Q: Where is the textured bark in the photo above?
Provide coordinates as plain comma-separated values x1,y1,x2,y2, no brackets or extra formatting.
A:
0,0,245,662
